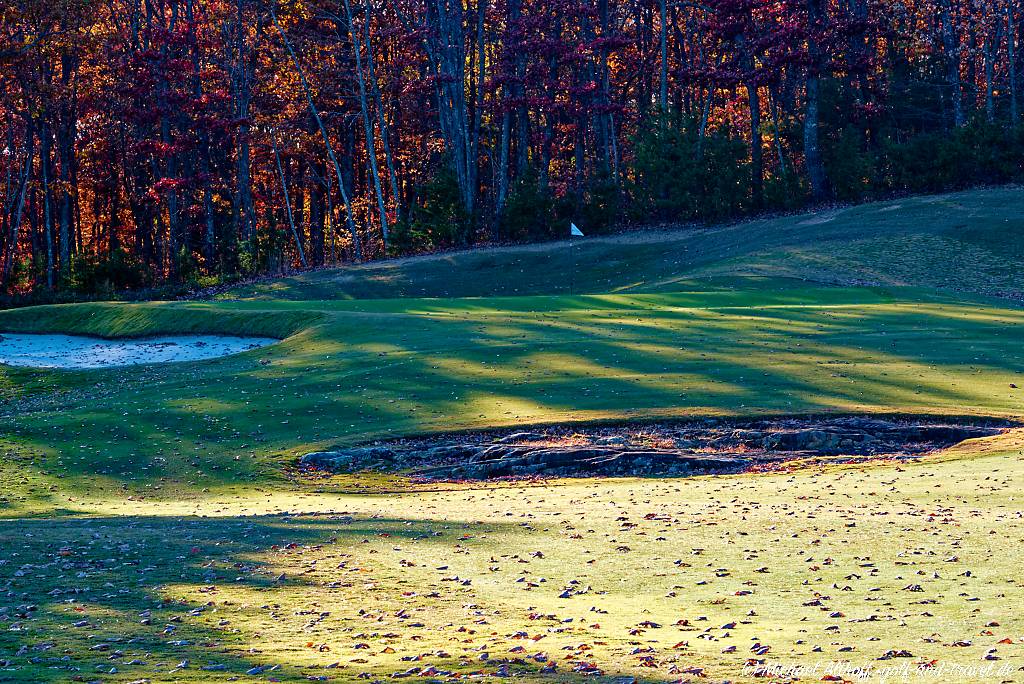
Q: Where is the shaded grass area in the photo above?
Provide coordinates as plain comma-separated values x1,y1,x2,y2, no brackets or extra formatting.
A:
0,284,1022,512
217,188,1024,301
0,511,578,682
2,433,1024,682
0,301,318,339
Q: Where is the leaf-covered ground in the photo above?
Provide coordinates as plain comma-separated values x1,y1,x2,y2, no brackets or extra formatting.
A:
3,434,1024,682
1,190,1024,682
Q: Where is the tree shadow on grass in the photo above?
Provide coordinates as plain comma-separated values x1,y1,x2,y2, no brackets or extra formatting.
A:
0,512,638,682
2,289,1023,502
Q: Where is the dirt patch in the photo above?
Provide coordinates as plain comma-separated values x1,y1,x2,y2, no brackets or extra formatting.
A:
299,417,1010,481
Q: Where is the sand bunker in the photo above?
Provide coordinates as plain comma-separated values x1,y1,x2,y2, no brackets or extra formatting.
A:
0,333,276,369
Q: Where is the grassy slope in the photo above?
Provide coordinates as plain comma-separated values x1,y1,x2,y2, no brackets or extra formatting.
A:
1,285,1022,509
2,189,1024,682
219,187,1024,301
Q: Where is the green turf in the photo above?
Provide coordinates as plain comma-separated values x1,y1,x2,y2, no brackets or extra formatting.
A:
2,189,1024,682
1,283,1022,511
218,187,1024,302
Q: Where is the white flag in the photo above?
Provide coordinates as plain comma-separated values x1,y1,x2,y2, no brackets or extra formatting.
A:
570,223,584,237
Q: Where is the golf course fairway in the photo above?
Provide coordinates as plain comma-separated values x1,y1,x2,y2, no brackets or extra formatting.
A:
1,189,1023,682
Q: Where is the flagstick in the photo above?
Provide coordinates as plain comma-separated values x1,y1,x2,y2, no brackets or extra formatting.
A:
568,222,582,296
569,235,575,296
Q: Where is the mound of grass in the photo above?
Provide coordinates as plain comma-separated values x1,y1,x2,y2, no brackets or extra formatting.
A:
0,301,317,339
219,188,1024,302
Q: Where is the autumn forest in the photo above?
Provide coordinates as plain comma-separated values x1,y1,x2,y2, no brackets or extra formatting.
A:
2,0,1022,297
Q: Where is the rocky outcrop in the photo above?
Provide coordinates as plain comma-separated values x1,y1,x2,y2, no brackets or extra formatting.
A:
297,417,1008,481
758,422,997,453
299,446,396,470
412,446,755,479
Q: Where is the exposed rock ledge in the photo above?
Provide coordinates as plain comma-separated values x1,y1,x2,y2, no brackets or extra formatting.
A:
299,417,1008,481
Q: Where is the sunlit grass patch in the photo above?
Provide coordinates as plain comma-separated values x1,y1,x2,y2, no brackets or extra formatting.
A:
1,282,1022,512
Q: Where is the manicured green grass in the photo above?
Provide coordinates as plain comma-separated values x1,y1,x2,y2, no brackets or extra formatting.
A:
2,189,1024,682
1,283,1022,512
220,187,1024,301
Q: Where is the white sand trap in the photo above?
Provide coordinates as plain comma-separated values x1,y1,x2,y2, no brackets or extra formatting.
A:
0,333,276,369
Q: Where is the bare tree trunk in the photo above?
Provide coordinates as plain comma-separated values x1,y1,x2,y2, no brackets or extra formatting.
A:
985,20,1003,123
41,119,54,289
326,171,336,264
940,0,965,127
363,5,403,221
738,32,763,209
598,0,618,182
306,122,327,266
583,4,607,176
659,0,668,110
232,0,256,245
697,88,713,157
769,86,788,177
609,112,620,182
2,117,13,252
271,132,307,268
1010,3,1019,124
495,106,511,231
3,120,34,284
804,73,828,200
342,0,389,249
495,0,517,229
510,0,528,175
748,81,763,209
272,7,362,259
1007,2,1015,124
184,0,217,270
804,0,829,201
424,0,473,219
57,52,76,280
156,0,181,276
161,110,179,273
470,0,487,214
540,15,562,190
